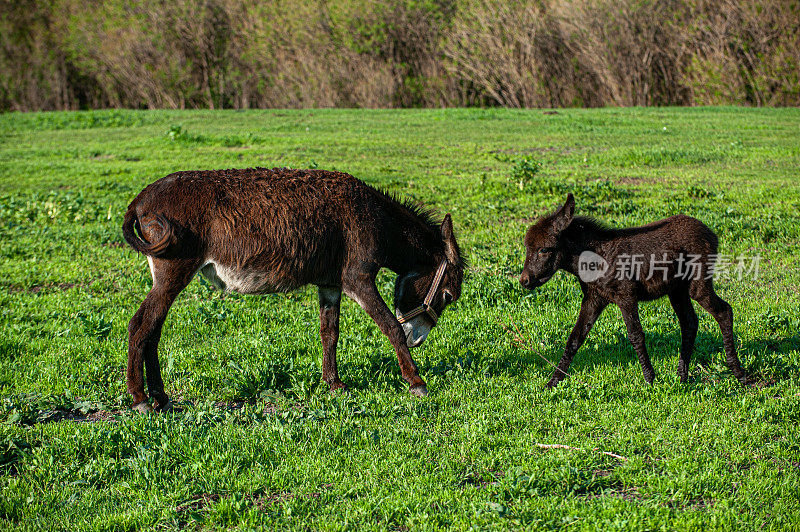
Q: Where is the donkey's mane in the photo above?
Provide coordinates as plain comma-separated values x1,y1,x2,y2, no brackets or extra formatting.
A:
394,193,442,233
568,215,618,238
376,186,467,268
567,215,673,241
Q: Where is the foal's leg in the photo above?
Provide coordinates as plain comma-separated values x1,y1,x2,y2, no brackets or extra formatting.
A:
668,288,699,383
690,280,748,383
343,274,427,395
128,258,197,412
619,300,656,384
318,286,346,391
545,296,607,388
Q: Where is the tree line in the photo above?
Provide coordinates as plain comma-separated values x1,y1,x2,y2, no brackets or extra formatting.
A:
2,0,798,111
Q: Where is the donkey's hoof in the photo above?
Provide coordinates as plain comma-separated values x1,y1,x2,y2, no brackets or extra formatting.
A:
154,400,175,413
325,379,348,393
328,382,348,394
544,379,559,389
409,385,428,397
132,401,154,414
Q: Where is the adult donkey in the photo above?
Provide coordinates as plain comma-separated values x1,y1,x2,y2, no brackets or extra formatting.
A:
122,167,464,412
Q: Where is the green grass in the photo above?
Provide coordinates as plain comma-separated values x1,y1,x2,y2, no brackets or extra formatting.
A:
1,107,799,530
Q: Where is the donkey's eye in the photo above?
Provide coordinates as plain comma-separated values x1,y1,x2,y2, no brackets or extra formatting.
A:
538,247,549,256
443,290,454,304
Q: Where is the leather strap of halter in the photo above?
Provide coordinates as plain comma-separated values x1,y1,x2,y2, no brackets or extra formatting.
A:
396,260,448,325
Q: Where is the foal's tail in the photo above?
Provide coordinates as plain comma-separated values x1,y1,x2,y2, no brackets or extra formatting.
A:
122,207,176,257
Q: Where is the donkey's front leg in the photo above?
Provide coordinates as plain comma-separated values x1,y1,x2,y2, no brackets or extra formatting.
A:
344,276,427,396
318,286,346,391
668,289,698,383
619,300,656,384
546,296,607,388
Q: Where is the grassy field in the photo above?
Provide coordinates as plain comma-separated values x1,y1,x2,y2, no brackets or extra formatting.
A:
1,107,799,530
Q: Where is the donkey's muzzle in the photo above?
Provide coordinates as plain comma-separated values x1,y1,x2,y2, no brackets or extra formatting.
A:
396,310,433,348
520,271,550,290
519,271,536,289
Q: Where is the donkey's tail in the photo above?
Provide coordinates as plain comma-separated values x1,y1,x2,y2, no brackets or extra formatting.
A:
122,207,175,257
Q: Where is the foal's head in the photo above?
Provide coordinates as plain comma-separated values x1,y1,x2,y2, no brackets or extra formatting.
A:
394,214,464,348
520,193,574,290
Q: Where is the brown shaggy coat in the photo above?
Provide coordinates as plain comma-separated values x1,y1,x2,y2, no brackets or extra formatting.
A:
520,194,748,388
123,167,464,411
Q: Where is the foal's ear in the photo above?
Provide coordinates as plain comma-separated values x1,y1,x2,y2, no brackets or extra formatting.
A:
552,193,575,233
441,213,459,263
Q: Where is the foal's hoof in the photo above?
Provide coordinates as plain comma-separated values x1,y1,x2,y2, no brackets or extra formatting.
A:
132,401,154,414
409,385,428,397
544,379,559,389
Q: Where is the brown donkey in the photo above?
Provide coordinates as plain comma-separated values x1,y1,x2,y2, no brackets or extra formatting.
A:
520,194,748,388
122,167,464,412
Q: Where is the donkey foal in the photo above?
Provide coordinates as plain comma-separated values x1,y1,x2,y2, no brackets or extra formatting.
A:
520,194,749,388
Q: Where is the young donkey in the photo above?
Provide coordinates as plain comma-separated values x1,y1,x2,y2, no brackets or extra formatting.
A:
123,167,465,412
520,194,749,388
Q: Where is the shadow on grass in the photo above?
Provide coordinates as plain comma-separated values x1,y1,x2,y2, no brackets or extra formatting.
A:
158,323,800,401
5,330,795,427
423,327,799,388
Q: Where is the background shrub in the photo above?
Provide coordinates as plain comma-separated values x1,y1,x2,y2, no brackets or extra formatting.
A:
1,0,797,110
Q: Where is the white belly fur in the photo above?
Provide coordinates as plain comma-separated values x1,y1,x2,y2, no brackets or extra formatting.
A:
199,260,275,294
147,256,156,283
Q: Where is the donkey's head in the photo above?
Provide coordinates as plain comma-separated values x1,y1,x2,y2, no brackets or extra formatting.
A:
520,193,574,290
394,214,464,348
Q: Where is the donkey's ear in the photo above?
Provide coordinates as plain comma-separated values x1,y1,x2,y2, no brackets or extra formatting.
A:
441,213,459,263
552,193,575,233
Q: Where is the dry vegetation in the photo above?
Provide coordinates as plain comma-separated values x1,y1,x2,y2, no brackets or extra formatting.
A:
1,0,798,111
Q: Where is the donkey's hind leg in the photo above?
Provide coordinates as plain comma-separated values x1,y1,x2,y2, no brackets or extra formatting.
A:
128,258,198,412
668,287,699,383
689,278,748,384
